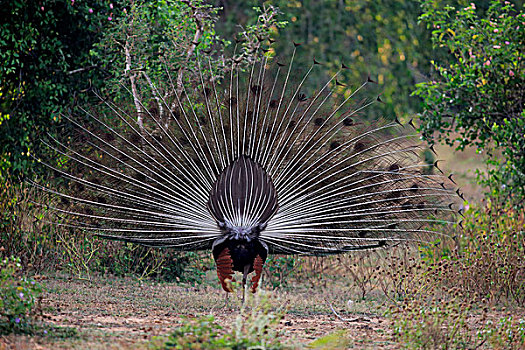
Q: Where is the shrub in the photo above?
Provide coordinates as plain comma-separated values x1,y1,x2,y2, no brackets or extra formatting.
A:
0,177,61,271
0,0,111,178
155,292,288,349
57,233,213,283
425,200,525,307
265,256,298,289
384,197,525,348
0,256,43,334
0,175,212,283
389,289,476,349
414,0,525,205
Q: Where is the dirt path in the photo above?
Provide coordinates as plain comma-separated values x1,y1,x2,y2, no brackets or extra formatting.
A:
1,274,397,349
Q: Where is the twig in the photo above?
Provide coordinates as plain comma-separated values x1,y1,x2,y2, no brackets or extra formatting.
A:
169,0,204,127
142,71,164,127
326,299,371,323
67,65,98,75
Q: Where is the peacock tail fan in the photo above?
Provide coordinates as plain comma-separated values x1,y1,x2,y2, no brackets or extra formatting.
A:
32,41,461,293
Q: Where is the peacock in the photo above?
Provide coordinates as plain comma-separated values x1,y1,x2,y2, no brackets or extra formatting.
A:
35,42,459,297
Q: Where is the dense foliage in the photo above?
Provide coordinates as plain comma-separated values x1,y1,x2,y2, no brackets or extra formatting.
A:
414,0,525,205
91,1,284,136
0,0,287,180
0,0,113,178
218,0,446,121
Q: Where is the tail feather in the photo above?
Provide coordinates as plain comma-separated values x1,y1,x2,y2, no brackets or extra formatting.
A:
35,42,459,254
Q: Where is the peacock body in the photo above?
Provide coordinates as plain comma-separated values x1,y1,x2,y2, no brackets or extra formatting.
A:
37,43,459,294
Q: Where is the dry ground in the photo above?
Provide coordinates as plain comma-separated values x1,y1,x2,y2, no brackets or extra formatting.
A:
1,273,397,349
2,271,523,349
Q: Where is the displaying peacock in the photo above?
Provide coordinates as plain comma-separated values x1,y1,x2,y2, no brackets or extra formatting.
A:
35,42,459,297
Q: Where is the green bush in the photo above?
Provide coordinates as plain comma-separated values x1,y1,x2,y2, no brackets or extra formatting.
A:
155,292,287,349
265,256,298,289
0,0,111,178
0,175,212,283
0,256,43,334
57,232,213,283
414,0,525,205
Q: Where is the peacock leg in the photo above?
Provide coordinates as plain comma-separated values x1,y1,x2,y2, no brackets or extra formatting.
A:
224,290,230,309
242,264,251,304
250,255,264,293
216,248,234,293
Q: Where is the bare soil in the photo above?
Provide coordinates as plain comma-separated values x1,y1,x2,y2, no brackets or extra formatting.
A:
1,268,523,349
0,273,398,349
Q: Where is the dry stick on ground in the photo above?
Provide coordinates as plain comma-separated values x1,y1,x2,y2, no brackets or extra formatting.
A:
326,299,371,323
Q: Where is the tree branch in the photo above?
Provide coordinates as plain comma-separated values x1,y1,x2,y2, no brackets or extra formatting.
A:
142,71,164,129
124,30,144,134
169,0,205,124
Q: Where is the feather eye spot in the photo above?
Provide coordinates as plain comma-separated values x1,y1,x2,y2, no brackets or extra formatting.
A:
269,99,278,109
298,93,308,102
90,178,101,186
410,183,419,192
171,109,181,120
330,141,340,150
103,133,115,142
402,201,413,209
343,117,354,126
387,191,401,200
354,142,365,152
134,172,146,182
130,133,142,145
314,118,324,126
388,164,400,172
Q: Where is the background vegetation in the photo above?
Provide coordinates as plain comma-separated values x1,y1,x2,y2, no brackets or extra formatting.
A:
1,0,524,348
